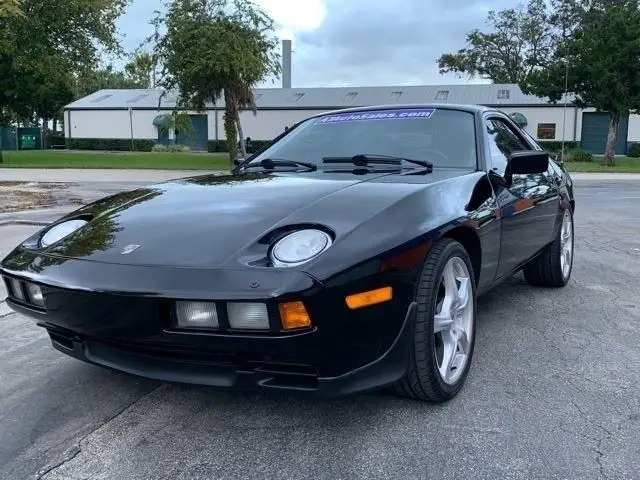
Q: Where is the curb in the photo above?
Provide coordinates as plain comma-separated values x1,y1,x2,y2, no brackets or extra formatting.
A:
0,220,50,227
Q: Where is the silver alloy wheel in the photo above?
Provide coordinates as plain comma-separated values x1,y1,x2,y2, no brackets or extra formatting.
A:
433,257,474,385
560,209,574,279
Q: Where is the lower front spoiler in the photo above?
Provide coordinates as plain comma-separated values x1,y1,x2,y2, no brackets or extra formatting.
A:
42,302,417,398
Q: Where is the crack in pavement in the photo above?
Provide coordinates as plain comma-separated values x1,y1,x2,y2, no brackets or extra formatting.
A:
35,384,163,480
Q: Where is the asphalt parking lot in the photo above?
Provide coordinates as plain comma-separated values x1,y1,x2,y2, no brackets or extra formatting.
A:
1,176,639,480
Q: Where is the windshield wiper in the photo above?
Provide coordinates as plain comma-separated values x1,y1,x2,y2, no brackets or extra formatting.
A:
322,154,433,171
242,158,317,172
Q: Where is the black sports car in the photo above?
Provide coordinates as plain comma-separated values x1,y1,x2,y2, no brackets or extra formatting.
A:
1,104,575,402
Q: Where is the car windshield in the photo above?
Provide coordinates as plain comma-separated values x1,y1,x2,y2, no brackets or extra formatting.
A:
249,108,478,169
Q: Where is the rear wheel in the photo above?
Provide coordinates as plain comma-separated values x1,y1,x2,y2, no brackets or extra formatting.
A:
395,239,477,402
523,207,574,287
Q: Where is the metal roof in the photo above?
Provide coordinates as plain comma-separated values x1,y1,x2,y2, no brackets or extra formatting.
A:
64,84,574,110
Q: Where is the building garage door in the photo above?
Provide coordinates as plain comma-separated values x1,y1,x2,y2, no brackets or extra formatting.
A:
157,114,209,151
580,112,628,154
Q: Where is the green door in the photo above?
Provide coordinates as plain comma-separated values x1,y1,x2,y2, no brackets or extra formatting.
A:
176,115,208,151
580,112,629,154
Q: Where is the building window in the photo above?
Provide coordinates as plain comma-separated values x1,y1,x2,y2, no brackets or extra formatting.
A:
290,93,305,103
390,91,403,102
497,89,510,100
435,90,449,101
537,123,556,139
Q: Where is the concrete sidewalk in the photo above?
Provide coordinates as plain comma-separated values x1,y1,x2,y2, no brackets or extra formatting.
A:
1,168,639,183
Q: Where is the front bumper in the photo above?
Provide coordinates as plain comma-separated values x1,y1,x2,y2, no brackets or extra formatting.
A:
17,301,416,397
1,251,419,397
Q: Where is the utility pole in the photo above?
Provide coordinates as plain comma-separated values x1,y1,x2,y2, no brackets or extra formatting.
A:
561,61,569,161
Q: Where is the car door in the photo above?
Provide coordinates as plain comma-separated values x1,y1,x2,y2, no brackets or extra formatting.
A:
484,115,561,279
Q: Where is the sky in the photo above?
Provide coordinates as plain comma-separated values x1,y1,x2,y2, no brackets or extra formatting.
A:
116,0,511,88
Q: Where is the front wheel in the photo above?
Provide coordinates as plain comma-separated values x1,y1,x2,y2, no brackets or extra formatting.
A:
395,239,477,402
523,207,574,287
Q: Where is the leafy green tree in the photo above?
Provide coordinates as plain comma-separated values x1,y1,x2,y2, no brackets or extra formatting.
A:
73,64,144,99
155,0,280,164
125,52,154,89
521,1,640,165
437,0,555,83
0,0,128,137
0,0,25,162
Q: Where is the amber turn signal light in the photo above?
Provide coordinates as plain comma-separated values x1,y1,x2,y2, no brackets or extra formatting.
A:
345,286,393,310
279,301,312,330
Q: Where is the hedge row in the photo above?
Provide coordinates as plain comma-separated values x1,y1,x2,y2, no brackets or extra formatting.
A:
207,139,271,154
42,136,640,157
537,141,579,151
66,138,155,151
53,137,271,153
628,142,640,157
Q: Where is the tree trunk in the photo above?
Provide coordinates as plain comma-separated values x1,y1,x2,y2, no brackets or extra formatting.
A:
53,118,58,133
223,89,238,165
235,108,247,158
603,113,619,167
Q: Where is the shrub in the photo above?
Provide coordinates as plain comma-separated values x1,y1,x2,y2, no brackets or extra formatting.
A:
44,134,66,149
152,143,168,152
538,141,578,152
627,142,640,158
565,147,593,162
167,144,191,152
67,138,154,152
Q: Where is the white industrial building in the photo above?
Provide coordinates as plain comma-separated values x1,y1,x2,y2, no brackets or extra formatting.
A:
63,38,639,154
63,39,639,154
63,82,640,154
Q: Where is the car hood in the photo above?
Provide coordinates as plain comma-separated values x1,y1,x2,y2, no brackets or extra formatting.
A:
33,169,472,268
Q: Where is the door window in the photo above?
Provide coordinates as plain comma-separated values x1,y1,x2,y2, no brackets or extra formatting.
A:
486,118,530,172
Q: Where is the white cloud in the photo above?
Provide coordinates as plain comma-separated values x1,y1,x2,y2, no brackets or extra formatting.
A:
115,0,507,88
255,0,326,38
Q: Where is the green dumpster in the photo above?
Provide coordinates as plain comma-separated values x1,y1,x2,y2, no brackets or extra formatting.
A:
20,135,36,150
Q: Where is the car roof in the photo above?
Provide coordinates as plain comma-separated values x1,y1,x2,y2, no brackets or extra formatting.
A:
308,103,498,119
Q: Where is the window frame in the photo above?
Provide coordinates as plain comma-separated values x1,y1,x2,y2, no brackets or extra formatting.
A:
483,114,534,173
536,123,556,140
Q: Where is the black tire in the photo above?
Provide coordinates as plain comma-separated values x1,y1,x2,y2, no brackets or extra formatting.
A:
523,207,574,288
395,238,477,402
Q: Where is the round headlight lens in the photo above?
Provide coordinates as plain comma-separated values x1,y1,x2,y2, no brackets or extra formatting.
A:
271,229,332,267
40,219,89,248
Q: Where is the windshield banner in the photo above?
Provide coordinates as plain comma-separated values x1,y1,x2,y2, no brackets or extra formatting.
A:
318,108,436,124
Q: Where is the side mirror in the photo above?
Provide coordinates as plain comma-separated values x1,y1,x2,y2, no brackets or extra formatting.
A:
506,150,549,176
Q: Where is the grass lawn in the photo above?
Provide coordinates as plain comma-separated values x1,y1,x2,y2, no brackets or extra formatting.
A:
0,150,231,170
1,150,639,173
563,156,640,173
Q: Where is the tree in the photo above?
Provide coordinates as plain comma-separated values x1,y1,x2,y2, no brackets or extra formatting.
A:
0,0,25,162
521,1,640,165
125,52,154,89
0,0,128,148
0,0,22,18
73,64,146,100
155,0,280,164
437,0,555,83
